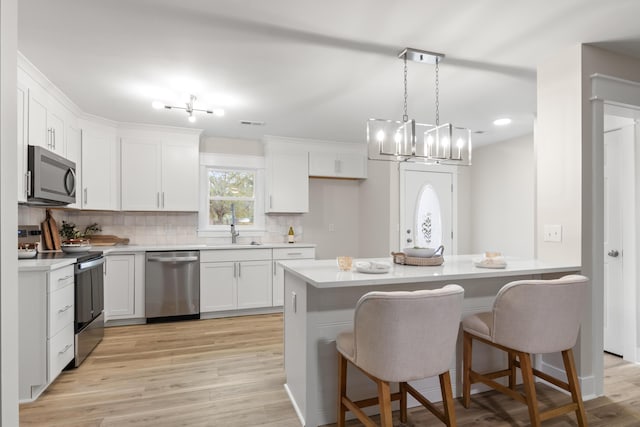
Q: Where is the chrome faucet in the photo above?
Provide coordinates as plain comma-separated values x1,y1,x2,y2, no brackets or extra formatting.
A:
230,203,239,244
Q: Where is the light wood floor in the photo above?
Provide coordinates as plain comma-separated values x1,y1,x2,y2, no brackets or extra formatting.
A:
19,314,640,426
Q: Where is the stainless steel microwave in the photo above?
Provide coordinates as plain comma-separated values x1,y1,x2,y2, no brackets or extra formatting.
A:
26,145,76,206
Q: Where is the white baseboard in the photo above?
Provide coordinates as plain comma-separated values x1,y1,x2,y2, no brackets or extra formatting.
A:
200,306,282,319
538,360,596,400
284,383,305,426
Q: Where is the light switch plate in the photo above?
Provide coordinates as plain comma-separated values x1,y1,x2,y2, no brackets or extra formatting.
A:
544,224,562,242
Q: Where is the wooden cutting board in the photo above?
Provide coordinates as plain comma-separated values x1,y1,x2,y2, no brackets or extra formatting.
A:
88,235,130,246
41,218,53,250
47,210,62,250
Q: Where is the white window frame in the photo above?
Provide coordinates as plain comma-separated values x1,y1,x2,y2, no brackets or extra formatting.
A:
198,153,266,237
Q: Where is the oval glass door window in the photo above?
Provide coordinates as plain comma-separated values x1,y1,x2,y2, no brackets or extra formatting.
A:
414,184,442,248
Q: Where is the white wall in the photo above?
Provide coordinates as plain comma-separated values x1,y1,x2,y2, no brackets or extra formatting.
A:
358,160,395,258
1,0,19,423
200,136,263,156
470,134,534,258
303,179,360,259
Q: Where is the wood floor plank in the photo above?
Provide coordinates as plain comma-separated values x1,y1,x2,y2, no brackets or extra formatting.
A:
19,314,640,426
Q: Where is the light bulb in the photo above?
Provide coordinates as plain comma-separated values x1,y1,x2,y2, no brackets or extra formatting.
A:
394,132,402,144
426,135,434,146
213,108,225,117
151,101,164,110
188,115,196,123
442,137,450,147
457,138,465,148
376,130,385,142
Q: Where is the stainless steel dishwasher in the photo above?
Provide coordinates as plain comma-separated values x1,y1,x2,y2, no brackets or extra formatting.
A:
145,251,200,321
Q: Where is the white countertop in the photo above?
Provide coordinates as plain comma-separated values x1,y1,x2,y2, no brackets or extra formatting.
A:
18,243,316,271
279,255,581,288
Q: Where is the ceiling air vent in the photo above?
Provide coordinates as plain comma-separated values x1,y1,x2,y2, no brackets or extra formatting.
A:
240,120,266,126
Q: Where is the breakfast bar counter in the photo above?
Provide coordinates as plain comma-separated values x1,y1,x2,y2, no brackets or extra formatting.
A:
280,255,580,426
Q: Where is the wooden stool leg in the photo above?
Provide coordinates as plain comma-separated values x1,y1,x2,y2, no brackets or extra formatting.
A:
439,371,457,427
399,382,408,423
337,353,347,427
508,350,517,390
377,379,393,427
519,352,541,427
463,331,473,408
562,349,588,426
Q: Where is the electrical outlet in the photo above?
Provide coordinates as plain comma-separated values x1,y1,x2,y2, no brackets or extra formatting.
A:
543,224,562,242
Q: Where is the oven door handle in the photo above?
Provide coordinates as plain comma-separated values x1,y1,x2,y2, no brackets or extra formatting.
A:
77,257,105,271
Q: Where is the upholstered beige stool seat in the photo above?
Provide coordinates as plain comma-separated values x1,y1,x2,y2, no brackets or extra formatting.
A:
336,285,464,427
462,275,589,427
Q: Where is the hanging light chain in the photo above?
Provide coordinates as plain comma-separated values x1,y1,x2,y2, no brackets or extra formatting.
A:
435,58,440,126
403,54,408,123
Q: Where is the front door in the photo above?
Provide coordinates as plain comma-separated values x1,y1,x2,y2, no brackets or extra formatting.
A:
400,168,453,255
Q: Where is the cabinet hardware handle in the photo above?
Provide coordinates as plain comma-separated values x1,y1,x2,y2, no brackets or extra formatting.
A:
47,128,52,149
58,275,73,282
273,261,276,276
335,159,341,174
269,195,273,209
162,192,165,208
157,192,160,208
238,263,241,277
58,304,72,314
58,344,72,355
84,188,88,205
53,128,56,150
287,252,303,256
26,171,31,197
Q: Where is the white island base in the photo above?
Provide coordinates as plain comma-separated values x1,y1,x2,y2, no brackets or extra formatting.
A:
281,255,580,427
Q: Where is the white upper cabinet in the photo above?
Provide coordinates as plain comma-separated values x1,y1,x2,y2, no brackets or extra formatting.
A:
308,149,367,179
26,83,66,157
81,121,119,210
264,137,309,213
120,130,200,212
65,126,82,209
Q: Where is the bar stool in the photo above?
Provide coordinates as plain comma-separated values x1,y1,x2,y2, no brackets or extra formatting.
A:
462,275,589,427
336,285,464,427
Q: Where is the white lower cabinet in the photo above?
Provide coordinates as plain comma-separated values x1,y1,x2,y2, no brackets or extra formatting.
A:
200,249,272,313
19,264,75,402
104,253,145,322
272,247,316,306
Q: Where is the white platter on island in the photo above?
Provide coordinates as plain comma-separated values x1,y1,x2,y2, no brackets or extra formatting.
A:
280,255,580,427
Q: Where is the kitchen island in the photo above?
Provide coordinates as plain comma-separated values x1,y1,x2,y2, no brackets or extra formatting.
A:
280,255,580,427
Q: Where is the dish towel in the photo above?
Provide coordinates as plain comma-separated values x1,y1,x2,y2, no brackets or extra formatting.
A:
474,252,507,269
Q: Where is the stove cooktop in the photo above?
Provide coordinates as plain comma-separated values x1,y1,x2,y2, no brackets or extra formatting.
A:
36,251,103,263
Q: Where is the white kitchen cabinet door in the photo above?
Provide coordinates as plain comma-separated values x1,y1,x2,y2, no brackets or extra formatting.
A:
161,141,199,211
27,89,66,157
81,127,117,210
17,82,28,202
121,138,162,211
308,151,366,179
65,126,82,209
200,262,237,312
237,260,272,309
266,151,309,213
104,255,136,320
272,247,315,306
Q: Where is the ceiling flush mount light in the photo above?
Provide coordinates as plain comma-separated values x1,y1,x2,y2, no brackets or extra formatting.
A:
493,117,512,126
152,94,224,123
367,48,472,165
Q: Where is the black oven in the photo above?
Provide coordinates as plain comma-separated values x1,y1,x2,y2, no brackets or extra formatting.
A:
73,252,105,367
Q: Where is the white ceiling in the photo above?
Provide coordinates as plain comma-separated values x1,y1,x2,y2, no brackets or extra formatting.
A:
17,0,640,146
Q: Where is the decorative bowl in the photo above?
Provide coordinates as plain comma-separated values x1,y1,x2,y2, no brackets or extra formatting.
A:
403,245,444,258
18,249,38,259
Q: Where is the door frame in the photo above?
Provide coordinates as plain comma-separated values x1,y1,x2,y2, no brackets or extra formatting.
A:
398,162,460,254
591,74,640,398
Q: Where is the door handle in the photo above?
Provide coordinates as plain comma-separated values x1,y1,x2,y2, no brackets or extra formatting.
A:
608,249,620,258
406,238,413,243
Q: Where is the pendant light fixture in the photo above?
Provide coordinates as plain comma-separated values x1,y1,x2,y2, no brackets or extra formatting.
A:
367,48,472,165
152,94,224,123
